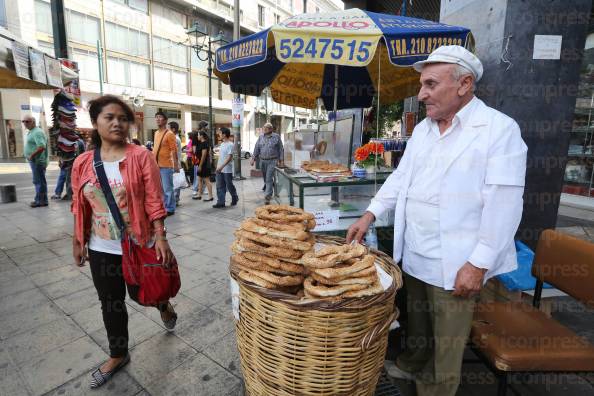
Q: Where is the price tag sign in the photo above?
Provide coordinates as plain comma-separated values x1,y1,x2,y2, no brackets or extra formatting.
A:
312,210,340,231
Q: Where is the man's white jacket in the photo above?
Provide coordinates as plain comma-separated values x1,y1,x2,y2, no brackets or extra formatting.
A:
367,98,528,290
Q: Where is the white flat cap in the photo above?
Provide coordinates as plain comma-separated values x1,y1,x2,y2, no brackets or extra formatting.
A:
413,45,483,82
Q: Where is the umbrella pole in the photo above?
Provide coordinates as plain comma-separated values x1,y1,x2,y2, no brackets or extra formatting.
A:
333,64,338,133
374,46,382,194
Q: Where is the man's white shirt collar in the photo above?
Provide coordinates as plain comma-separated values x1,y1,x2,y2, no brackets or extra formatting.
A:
427,96,479,136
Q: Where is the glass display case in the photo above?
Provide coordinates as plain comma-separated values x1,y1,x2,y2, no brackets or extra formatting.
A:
275,167,394,231
283,112,362,169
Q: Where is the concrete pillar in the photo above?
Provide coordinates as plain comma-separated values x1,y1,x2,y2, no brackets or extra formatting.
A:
441,0,592,247
182,107,192,140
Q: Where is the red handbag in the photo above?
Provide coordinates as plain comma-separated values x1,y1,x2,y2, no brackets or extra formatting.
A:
94,149,181,307
121,235,181,306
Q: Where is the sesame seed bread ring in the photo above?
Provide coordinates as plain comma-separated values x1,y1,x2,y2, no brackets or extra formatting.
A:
341,281,384,298
240,218,310,241
238,252,304,274
232,254,300,275
304,277,368,297
303,288,342,302
238,270,278,289
232,241,306,264
249,217,307,232
315,243,366,259
314,245,349,257
301,244,367,269
255,205,315,223
313,255,375,279
245,268,304,287
300,252,345,269
236,237,304,259
310,269,378,286
312,264,377,282
235,229,314,252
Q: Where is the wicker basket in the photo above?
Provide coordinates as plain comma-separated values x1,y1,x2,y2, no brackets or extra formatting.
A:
230,235,403,396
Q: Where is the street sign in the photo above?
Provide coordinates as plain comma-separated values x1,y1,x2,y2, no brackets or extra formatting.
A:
232,97,244,127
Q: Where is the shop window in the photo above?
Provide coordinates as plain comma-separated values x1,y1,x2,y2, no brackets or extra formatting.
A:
154,67,172,92
565,32,594,197
153,36,187,68
67,10,100,46
191,72,209,96
258,5,265,26
0,0,6,28
158,108,182,120
107,57,150,88
151,2,185,27
172,71,188,95
105,22,149,58
191,52,209,72
107,57,127,85
108,0,148,13
35,0,52,35
37,41,55,56
72,49,100,81
130,62,150,88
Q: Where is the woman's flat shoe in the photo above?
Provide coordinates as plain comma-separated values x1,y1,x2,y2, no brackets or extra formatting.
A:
90,354,130,388
161,303,178,331
192,195,202,200
203,198,213,202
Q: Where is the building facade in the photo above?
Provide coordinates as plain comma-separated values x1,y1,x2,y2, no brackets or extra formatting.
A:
0,0,342,158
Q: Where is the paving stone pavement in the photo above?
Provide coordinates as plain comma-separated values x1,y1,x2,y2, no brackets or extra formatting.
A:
1,163,594,395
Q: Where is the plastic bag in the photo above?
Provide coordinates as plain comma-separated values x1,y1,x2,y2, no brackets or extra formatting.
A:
173,168,188,189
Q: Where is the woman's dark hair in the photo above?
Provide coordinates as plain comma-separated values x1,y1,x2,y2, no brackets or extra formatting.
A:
198,120,208,130
88,95,135,148
132,138,141,145
199,131,209,142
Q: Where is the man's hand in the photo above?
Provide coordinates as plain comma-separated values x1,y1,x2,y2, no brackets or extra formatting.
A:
174,166,180,173
452,262,487,298
216,167,222,174
346,211,375,244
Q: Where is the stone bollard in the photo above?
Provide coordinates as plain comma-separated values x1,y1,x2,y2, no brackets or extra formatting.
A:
0,184,17,203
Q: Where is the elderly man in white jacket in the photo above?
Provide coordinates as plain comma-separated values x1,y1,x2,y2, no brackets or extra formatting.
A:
347,45,527,396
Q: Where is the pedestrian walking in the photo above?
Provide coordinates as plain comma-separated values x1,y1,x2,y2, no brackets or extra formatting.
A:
346,46,527,396
168,121,183,206
192,127,214,201
52,135,85,201
71,95,178,389
251,122,283,204
153,111,179,216
51,161,68,200
23,115,49,207
186,131,195,187
213,127,238,208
